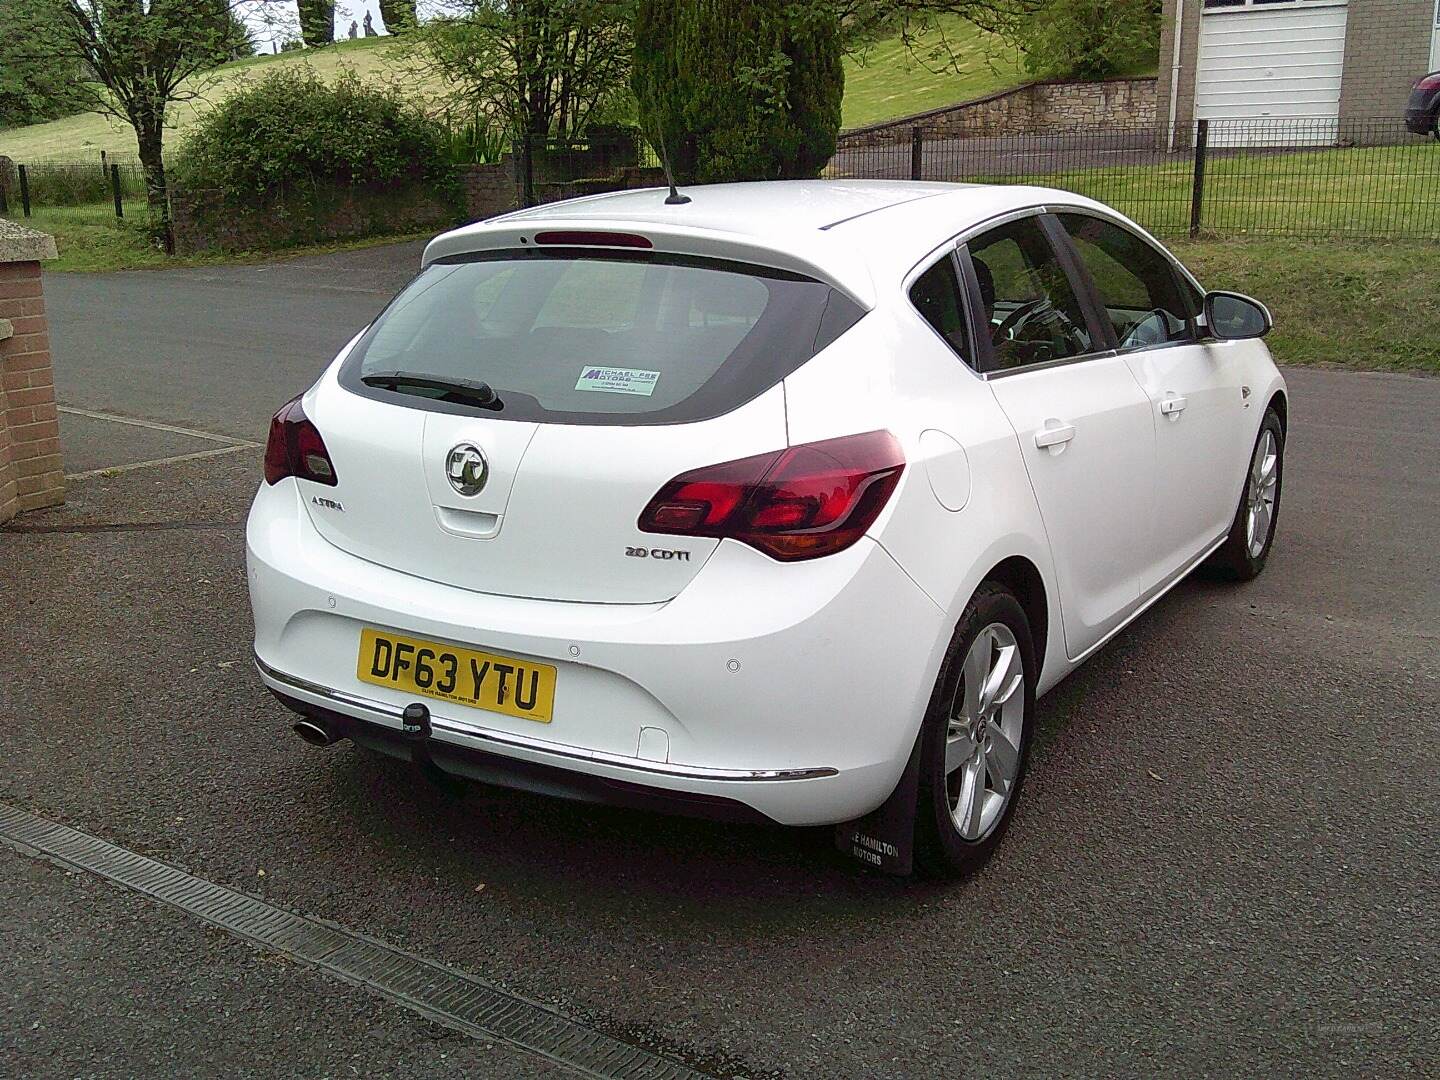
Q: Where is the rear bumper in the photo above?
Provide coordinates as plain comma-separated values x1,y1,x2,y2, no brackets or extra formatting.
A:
1405,91,1437,134
266,682,777,824
1404,108,1433,134
247,478,948,826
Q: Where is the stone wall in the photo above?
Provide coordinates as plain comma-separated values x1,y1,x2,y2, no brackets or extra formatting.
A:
458,161,520,220
0,221,63,524
169,157,669,255
533,165,667,207
171,163,553,254
840,77,1158,142
171,182,465,256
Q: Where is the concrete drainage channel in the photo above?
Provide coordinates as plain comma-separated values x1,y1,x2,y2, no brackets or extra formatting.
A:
0,802,710,1080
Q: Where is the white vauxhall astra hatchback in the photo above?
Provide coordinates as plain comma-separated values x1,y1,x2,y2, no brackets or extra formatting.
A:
248,180,1286,876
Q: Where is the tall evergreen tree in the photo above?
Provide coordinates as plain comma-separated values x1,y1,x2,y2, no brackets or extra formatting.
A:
633,1,843,184
297,0,334,46
378,0,416,33
0,0,87,128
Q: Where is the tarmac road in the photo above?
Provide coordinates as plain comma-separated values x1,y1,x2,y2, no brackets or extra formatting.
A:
43,242,426,444
1,250,1435,1077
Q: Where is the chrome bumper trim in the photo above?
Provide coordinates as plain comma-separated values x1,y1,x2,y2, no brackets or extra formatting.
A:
255,655,839,783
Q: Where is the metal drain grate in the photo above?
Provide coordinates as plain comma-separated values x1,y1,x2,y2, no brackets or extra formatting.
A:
0,802,708,1080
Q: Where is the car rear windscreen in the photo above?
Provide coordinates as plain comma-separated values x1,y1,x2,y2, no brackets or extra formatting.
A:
339,249,864,425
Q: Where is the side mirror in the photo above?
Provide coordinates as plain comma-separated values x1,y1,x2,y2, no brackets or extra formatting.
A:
1201,291,1272,340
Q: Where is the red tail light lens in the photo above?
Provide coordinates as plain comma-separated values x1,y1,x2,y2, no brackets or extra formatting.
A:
264,395,338,487
638,431,905,561
534,230,653,248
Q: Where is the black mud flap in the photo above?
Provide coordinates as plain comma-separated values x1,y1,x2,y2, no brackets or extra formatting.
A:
834,731,923,876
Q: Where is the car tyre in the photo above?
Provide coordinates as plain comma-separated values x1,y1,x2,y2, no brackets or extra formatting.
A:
914,583,1036,879
1207,407,1284,581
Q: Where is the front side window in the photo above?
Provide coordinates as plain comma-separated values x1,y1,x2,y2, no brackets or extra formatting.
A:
967,217,1095,372
1058,213,1193,352
342,250,863,425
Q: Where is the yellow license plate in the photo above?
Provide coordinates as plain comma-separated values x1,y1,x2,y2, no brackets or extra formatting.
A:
356,628,557,723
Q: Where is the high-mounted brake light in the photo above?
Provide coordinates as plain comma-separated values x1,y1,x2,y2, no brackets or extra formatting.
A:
533,230,653,249
264,395,338,487
638,431,905,561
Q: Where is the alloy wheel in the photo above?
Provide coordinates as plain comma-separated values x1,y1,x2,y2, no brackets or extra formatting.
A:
944,623,1026,841
1246,429,1279,558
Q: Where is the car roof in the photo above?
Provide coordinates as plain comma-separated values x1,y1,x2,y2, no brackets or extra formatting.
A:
423,180,1115,308
494,180,966,233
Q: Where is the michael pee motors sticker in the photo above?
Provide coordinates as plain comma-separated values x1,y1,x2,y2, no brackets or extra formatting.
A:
574,366,660,397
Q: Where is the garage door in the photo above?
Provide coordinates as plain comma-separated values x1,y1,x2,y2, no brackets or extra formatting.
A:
1196,1,1349,145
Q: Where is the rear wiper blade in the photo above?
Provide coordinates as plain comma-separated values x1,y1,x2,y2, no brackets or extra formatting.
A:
361,370,502,410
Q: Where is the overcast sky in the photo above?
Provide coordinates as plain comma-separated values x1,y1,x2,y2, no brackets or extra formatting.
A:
240,1,467,52
239,2,397,51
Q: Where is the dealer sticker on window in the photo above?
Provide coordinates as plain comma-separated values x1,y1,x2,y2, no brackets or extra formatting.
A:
573,366,660,396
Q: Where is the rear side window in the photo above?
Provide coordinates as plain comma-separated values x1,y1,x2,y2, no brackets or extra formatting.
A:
1058,213,1194,351
909,254,973,366
341,250,863,425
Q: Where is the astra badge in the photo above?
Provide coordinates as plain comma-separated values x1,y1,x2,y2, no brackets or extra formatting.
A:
446,443,489,497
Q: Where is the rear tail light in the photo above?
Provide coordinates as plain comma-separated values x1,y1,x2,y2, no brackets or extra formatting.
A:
1415,72,1440,91
264,395,338,486
638,431,905,561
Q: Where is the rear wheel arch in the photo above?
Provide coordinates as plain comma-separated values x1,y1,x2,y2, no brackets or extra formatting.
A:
979,556,1049,677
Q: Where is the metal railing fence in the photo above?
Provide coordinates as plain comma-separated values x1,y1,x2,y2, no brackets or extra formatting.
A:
0,160,148,218
827,117,1438,240
6,117,1433,243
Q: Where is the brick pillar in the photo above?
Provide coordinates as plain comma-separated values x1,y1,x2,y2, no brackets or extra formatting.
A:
0,221,62,525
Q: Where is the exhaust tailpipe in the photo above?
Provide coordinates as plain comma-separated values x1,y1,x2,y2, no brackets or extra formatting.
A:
293,717,343,747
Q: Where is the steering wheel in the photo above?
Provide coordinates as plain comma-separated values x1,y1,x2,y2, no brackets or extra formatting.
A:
1119,309,1172,351
992,298,1051,344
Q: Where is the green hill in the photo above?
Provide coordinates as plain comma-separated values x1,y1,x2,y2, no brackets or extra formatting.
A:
842,16,1025,128
0,19,1025,163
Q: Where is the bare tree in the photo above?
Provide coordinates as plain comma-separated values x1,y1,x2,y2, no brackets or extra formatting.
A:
13,0,286,249
413,0,633,145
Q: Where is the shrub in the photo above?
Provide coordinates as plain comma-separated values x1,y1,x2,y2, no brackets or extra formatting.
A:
1014,0,1159,81
172,68,458,208
439,111,509,165
632,1,843,184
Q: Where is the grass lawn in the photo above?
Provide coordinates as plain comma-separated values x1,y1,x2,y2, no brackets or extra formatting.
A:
1172,238,1439,374
11,198,1433,374
2,201,430,273
1,21,1031,163
0,38,430,162
1002,142,1440,241
841,16,1025,129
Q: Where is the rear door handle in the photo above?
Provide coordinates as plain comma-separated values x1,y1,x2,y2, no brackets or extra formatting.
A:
1159,394,1188,418
1034,422,1076,451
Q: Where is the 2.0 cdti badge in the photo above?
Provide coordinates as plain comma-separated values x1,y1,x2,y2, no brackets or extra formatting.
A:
248,180,1286,876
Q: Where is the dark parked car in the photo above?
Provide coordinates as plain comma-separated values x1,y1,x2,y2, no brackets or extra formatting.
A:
1407,71,1440,136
